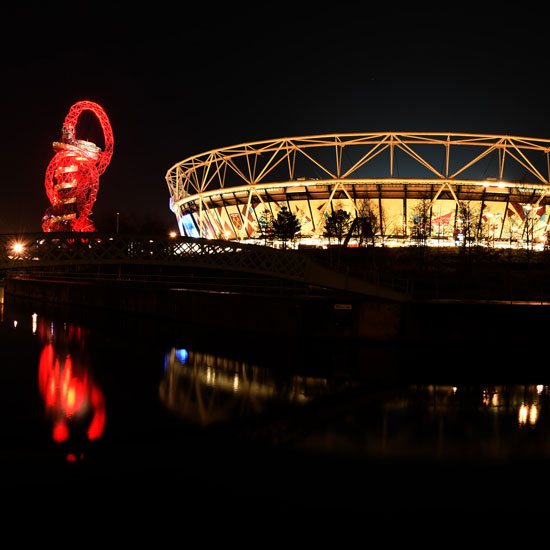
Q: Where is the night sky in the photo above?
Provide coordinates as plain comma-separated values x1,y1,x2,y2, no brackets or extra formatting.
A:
1,4,549,234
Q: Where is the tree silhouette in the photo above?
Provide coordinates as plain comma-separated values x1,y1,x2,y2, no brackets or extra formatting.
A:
323,208,352,245
355,199,382,246
410,199,431,246
272,206,301,248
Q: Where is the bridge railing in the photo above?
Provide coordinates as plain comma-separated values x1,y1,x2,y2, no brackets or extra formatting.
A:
0,232,307,276
0,233,409,301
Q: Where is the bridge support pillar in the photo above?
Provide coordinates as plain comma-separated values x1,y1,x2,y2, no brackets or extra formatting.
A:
358,301,403,341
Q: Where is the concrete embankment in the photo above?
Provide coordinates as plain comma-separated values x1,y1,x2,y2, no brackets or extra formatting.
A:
3,274,406,342
5,274,550,343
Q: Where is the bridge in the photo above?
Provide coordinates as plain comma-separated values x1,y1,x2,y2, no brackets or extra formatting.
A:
0,233,409,302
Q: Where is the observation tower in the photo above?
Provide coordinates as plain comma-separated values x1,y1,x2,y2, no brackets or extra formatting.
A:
166,133,550,248
43,101,113,232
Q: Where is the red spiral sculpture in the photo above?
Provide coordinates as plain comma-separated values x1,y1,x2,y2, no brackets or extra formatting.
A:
42,101,114,232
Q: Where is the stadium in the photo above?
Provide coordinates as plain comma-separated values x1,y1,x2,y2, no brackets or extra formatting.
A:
165,133,550,249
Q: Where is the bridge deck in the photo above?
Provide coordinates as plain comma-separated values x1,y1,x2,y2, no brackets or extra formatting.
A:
0,233,409,302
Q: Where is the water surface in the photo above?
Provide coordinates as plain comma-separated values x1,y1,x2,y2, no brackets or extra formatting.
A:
2,291,550,510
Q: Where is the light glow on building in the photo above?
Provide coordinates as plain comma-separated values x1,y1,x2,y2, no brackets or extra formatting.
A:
166,133,550,250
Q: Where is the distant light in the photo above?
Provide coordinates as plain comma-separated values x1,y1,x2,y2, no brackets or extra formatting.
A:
12,242,24,254
519,404,528,425
53,420,69,442
169,231,177,238
518,403,538,426
176,348,189,363
530,404,539,425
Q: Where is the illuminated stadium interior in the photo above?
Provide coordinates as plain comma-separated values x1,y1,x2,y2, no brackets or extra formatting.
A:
166,133,550,249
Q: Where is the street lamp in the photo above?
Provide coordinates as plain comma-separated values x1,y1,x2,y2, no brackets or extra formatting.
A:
12,242,24,257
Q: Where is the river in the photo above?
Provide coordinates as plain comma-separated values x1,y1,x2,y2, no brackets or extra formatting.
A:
2,286,550,513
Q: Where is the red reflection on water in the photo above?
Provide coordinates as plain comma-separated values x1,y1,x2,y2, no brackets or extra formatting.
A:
37,318,105,444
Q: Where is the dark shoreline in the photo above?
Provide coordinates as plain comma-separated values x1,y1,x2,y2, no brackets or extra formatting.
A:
4,244,550,355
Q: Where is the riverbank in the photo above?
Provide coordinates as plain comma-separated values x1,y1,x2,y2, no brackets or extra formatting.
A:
5,266,550,347
3,244,550,346
302,244,550,302
2,272,404,342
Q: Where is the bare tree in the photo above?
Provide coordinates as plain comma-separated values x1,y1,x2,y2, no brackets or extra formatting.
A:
457,200,492,250
355,198,383,246
257,208,274,245
457,201,476,247
410,199,431,246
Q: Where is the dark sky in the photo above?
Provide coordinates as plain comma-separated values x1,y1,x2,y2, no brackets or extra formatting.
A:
1,4,549,234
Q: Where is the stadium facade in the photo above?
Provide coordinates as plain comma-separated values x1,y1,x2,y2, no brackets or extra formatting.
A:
165,133,550,247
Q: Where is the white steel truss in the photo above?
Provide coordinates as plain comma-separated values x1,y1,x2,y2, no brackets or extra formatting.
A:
166,133,550,239
167,132,550,201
